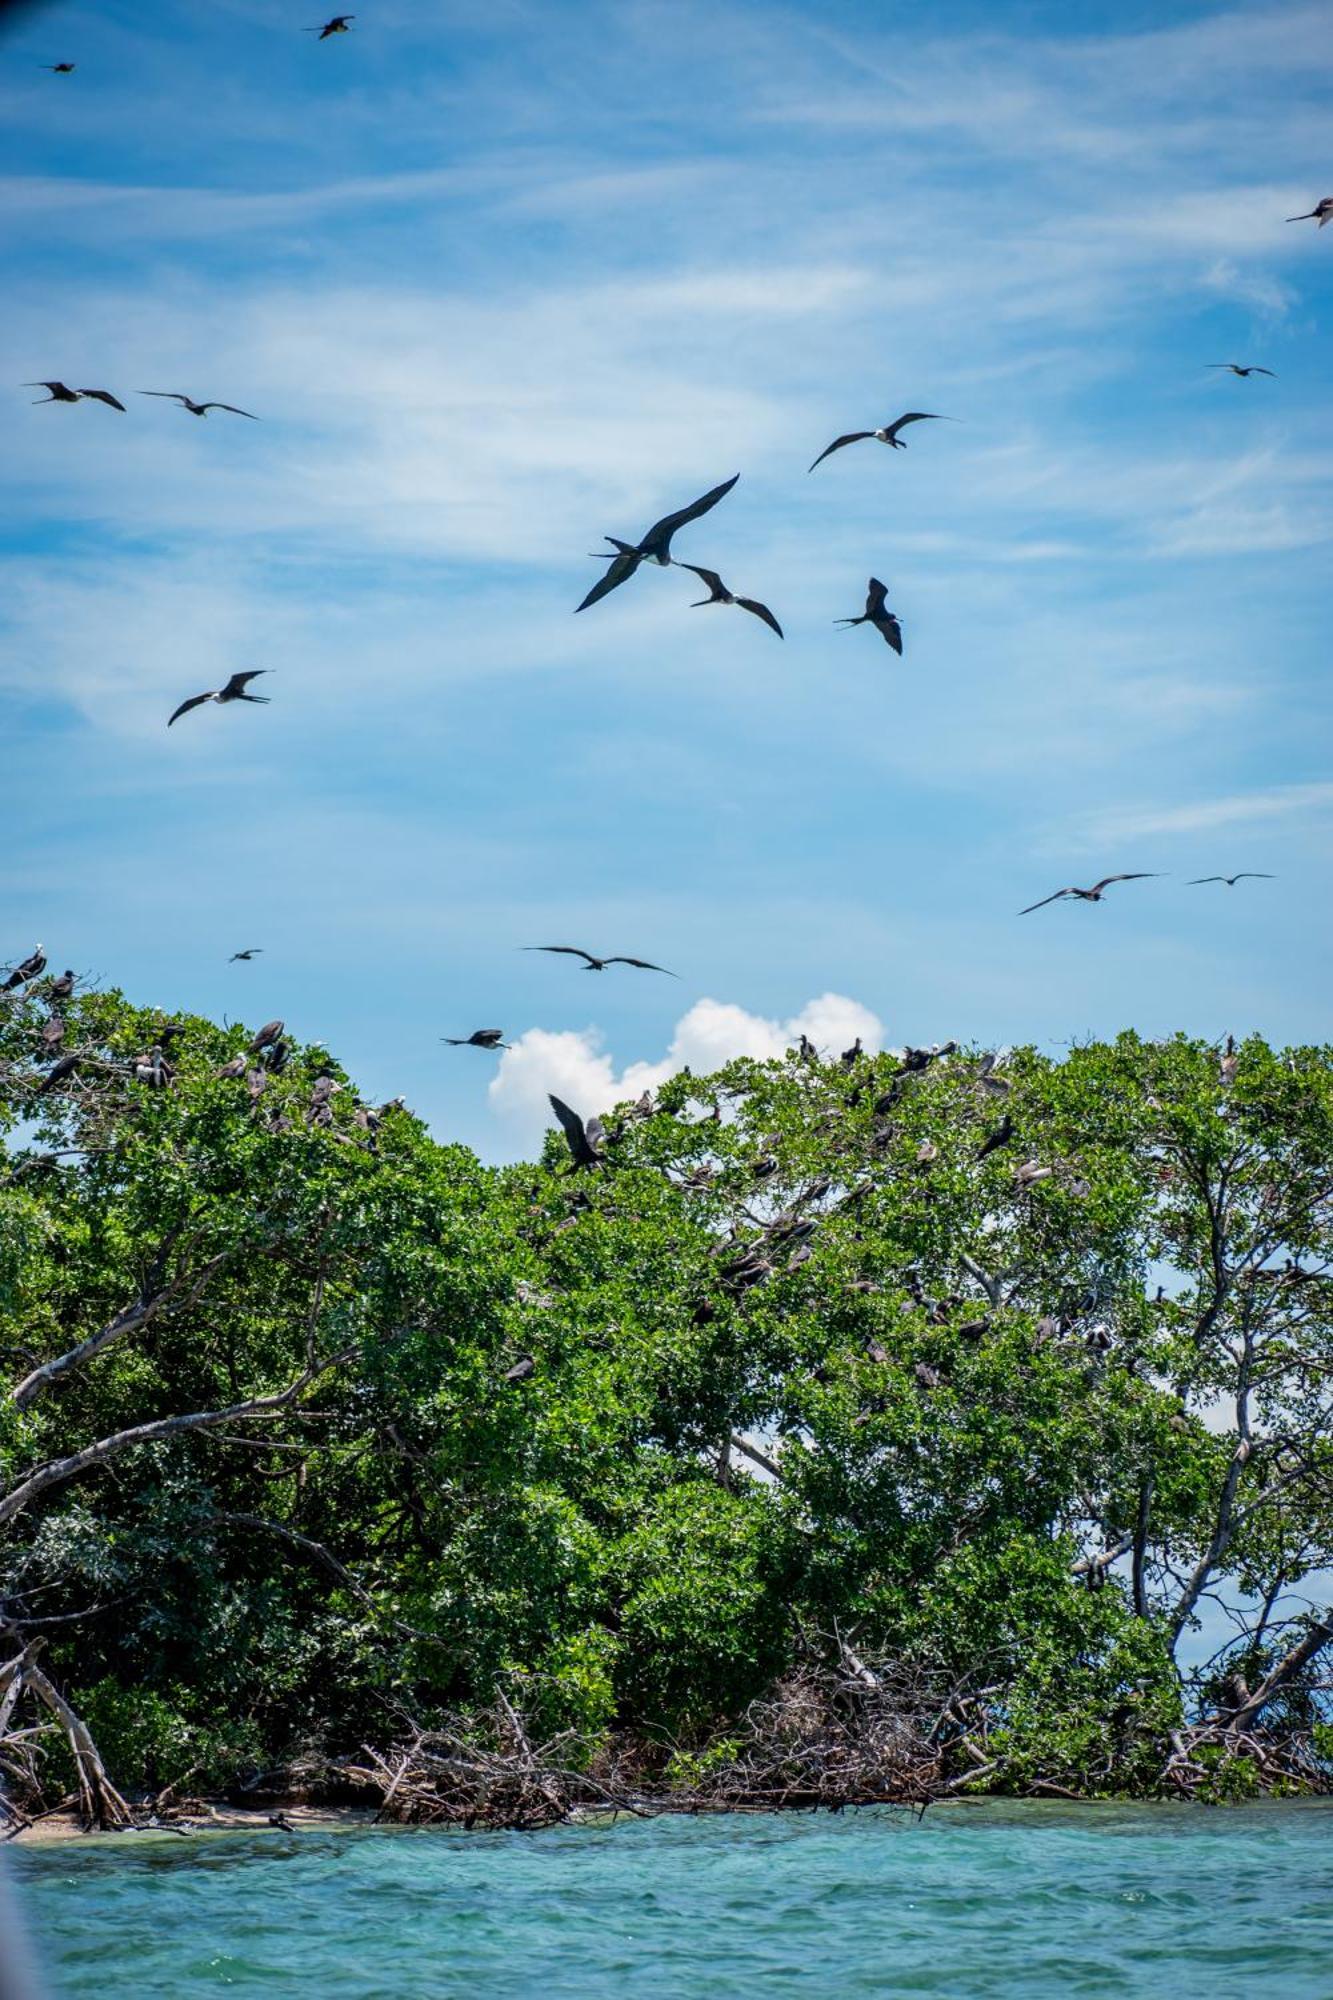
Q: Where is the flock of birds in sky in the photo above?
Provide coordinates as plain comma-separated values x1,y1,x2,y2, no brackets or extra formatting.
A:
11,14,1327,1117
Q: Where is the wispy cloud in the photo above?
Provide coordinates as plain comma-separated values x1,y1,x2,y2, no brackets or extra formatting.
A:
1074,783,1333,844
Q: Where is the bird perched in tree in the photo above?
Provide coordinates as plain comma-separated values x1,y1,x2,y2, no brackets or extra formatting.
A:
168,670,269,727
1013,1160,1053,1187
217,1053,248,1080
504,1354,536,1383
36,1054,80,1095
1208,364,1275,378
307,14,354,36
40,1015,65,1050
1219,1034,1239,1087
1287,197,1333,226
41,63,76,73
48,970,76,999
674,565,783,638
1019,874,1159,915
25,382,125,410
977,1113,1015,1160
840,1038,864,1067
548,1094,606,1171
836,578,902,654
229,948,263,961
248,1019,284,1054
1187,873,1274,887
524,945,677,976
3,947,46,990
576,475,739,612
442,1028,509,1050
809,412,951,472
138,392,259,419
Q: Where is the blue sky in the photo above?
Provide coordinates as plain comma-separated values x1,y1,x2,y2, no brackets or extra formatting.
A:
2,0,1332,1158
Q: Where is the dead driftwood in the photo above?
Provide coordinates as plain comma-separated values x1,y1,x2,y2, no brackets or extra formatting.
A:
334,1661,954,1829
0,1638,132,1834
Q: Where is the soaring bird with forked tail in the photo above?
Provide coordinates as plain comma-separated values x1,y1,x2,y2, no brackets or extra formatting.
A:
139,392,259,419
675,565,783,638
809,412,950,473
1019,874,1159,915
576,476,739,612
168,670,270,727
25,382,124,410
836,578,902,655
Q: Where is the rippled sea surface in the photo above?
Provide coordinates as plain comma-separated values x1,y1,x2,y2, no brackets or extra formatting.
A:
10,1801,1333,1998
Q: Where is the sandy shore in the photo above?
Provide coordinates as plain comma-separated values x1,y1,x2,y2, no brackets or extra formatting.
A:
8,1803,381,1845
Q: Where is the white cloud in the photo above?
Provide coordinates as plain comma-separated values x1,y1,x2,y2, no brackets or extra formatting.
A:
1073,782,1333,844
487,993,883,1154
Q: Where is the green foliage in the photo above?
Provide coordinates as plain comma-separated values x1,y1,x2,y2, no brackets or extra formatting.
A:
2,986,1331,1801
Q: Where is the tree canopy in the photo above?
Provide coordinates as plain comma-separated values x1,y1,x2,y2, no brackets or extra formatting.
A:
1,980,1330,1820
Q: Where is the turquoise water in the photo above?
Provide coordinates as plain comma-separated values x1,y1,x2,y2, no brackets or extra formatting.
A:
10,1802,1333,1998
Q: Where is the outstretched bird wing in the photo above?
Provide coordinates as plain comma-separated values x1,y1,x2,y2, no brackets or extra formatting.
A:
602,956,679,975
638,474,740,560
808,431,873,472
864,578,890,617
201,403,261,419
525,945,598,966
884,411,946,441
1188,876,1227,884
548,1093,596,1167
876,612,903,655
78,390,126,410
737,597,784,638
1090,873,1158,893
219,670,269,697
576,547,642,612
1019,889,1074,915
167,691,213,727
139,391,191,405
677,563,726,599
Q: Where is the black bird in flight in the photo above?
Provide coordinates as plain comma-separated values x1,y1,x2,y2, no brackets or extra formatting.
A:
3,946,45,991
25,381,125,410
1208,364,1275,378
1287,198,1333,226
548,1094,606,1171
1188,872,1275,887
308,14,355,36
836,578,902,655
576,475,739,612
168,669,270,727
138,392,259,419
809,412,950,473
676,565,783,638
229,948,263,961
42,63,76,73
442,1028,510,1050
1019,874,1159,915
525,945,678,976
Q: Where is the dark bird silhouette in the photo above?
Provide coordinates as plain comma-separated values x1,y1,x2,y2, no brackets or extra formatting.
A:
1187,873,1274,887
1208,364,1275,378
576,475,739,612
36,1054,79,1095
977,1113,1015,1160
40,1015,66,1050
525,945,677,976
809,412,950,473
442,1028,509,1050
138,392,259,419
3,946,46,991
49,970,76,1000
308,14,354,35
168,669,269,727
42,63,76,73
836,577,902,655
675,564,783,638
1287,198,1333,226
248,1018,284,1054
268,1813,297,1833
229,948,263,961
25,382,125,410
548,1093,606,1170
1019,874,1159,915
217,1053,248,1079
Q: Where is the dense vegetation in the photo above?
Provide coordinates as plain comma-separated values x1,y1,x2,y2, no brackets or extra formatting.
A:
1,981,1330,1823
